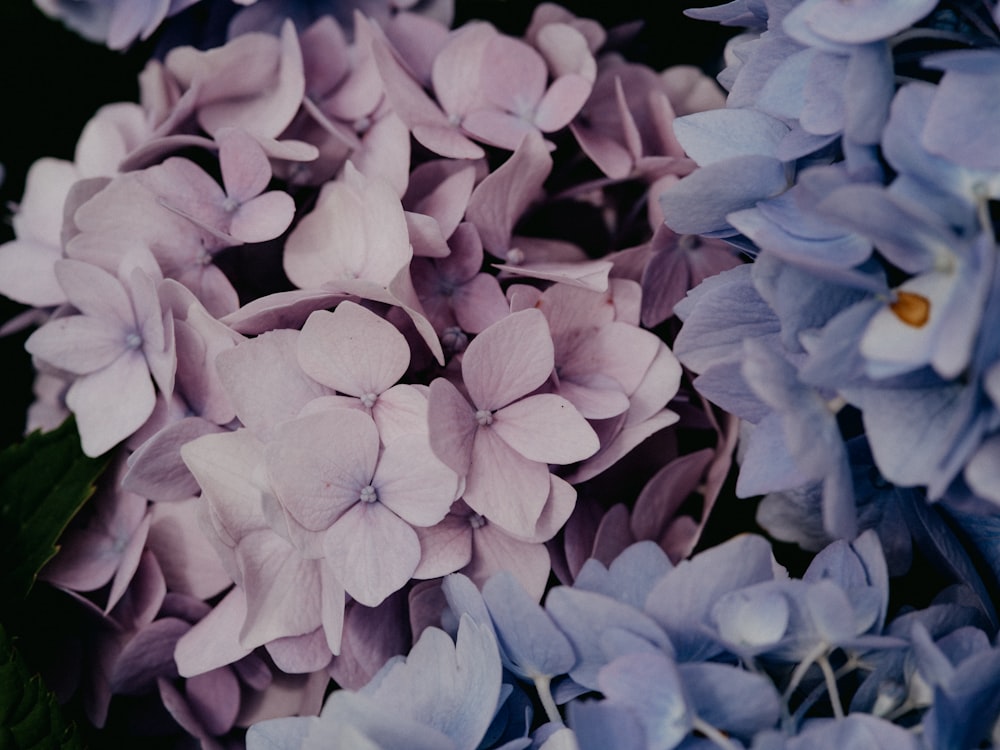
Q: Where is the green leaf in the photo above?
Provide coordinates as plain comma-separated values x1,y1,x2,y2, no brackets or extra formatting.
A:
0,621,84,750
0,418,109,603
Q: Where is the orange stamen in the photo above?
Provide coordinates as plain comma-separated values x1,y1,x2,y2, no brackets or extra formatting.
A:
890,291,931,327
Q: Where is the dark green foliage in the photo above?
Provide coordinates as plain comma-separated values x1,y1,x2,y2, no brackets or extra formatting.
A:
0,419,108,603
0,419,109,750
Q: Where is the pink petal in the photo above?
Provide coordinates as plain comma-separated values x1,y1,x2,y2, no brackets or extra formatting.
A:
283,164,411,288
11,157,77,247
218,127,272,201
557,378,631,420
566,321,662,396
534,74,593,132
413,513,473,579
494,259,612,292
625,343,683,427
406,211,452,259
40,527,122,591
384,11,450,87
25,315,127,375
185,666,241,737
237,531,324,648
221,289,348,335
351,113,412,199
124,417,225,501
461,110,540,152
322,502,421,606
481,34,547,112
452,274,510,334
591,504,636,566
409,579,448,638
404,161,477,240
320,561,346,654
493,394,599,464
532,276,615,332
147,499,233,600
165,281,243,423
67,352,156,457
372,384,429,443
175,589,253,677
631,449,715,543
466,524,551,601
412,124,488,160
105,514,152,612
462,308,554,411
440,221,486,282
265,410,379,532
297,302,410,397
570,121,634,180
0,239,66,307
264,628,333,674
112,550,167,630
299,15,351,96
534,22,597,80
374,433,459,526
523,474,577,543
55,258,135,323
231,191,295,243
216,330,332,439
431,23,495,119
616,75,645,163
567,409,680,485
196,22,306,140
427,377,478,475
180,429,271,547
372,35,484,160
466,130,552,257
320,15,382,123
464,427,550,537
237,670,329,727
331,592,411,690
317,273,445,366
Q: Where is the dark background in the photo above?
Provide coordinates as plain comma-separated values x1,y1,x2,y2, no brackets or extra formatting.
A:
0,0,735,450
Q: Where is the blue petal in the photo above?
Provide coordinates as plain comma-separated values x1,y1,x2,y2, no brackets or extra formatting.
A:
677,662,782,740
569,701,646,750
482,571,576,679
660,155,789,236
673,109,789,166
598,651,692,750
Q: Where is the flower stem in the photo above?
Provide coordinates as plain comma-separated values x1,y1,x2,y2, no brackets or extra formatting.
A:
692,716,740,750
534,674,563,725
817,654,845,719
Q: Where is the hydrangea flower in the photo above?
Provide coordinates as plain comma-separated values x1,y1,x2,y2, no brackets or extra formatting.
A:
428,308,600,538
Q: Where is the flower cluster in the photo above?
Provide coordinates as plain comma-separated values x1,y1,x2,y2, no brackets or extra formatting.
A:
251,531,1000,749
8,0,1000,747
661,0,1000,550
1,1,737,744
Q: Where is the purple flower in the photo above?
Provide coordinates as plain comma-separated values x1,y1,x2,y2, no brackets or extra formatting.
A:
25,259,175,456
266,408,460,606
428,308,599,538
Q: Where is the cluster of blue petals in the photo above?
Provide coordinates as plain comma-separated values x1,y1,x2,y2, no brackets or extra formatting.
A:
663,0,1000,557
250,530,1000,749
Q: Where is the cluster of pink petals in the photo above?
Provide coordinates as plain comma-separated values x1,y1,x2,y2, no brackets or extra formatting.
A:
3,3,740,742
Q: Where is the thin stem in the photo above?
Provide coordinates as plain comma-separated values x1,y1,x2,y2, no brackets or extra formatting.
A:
793,660,857,723
976,190,996,239
783,642,828,705
817,654,845,719
533,675,563,725
884,699,919,723
890,27,978,47
692,716,740,750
